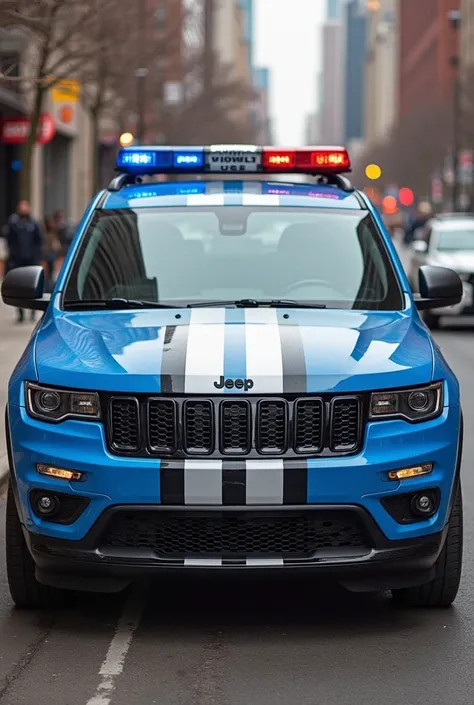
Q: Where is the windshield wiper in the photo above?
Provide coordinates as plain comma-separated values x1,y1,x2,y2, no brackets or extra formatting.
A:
63,298,176,310
187,299,327,309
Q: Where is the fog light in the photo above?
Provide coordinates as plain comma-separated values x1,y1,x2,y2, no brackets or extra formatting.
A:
36,464,83,481
411,492,437,517
35,493,59,517
388,463,433,480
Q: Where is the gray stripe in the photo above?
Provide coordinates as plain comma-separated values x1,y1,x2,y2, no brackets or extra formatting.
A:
161,324,189,393
184,460,222,505
184,558,222,566
278,320,307,394
246,558,284,566
245,459,284,505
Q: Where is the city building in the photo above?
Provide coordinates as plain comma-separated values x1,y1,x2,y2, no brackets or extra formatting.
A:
398,0,461,118
305,113,321,144
327,0,342,19
0,28,97,225
213,0,244,79
213,0,252,129
320,14,344,144
343,0,368,144
460,0,474,68
252,67,272,144
238,0,254,75
364,0,398,145
213,0,271,140
0,30,28,226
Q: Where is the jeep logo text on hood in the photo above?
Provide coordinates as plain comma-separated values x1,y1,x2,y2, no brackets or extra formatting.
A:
214,376,254,391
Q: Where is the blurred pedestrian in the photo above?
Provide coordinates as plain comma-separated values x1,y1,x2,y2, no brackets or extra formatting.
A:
403,202,432,246
3,200,43,323
54,209,73,256
43,216,61,292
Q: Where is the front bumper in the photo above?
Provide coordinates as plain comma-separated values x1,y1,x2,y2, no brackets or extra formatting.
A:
8,400,461,543
25,504,448,594
7,398,462,592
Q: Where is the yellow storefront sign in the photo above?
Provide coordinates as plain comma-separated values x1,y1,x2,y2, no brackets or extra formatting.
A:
51,79,80,104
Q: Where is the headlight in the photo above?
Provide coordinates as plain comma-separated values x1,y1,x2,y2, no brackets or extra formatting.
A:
26,382,101,422
369,382,443,423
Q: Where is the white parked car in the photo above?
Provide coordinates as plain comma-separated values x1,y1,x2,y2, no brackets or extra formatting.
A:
407,214,474,329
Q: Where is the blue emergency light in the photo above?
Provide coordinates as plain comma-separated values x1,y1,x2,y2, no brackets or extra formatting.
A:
115,145,351,176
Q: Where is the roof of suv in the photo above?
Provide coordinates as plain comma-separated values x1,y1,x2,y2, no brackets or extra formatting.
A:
103,181,364,211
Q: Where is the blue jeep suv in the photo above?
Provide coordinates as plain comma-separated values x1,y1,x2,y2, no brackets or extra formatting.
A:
2,145,464,609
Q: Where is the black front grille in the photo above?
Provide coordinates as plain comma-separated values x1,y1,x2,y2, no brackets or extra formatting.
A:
101,510,371,558
330,398,360,452
107,395,363,458
148,400,176,452
258,400,287,453
184,400,214,453
110,398,140,451
294,399,323,453
221,400,251,454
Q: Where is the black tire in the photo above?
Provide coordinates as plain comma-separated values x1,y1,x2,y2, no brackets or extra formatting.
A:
391,484,463,608
5,484,71,609
423,311,440,330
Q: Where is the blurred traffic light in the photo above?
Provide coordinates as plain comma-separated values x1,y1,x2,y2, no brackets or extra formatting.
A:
365,164,382,180
382,195,398,214
119,132,134,147
399,187,415,207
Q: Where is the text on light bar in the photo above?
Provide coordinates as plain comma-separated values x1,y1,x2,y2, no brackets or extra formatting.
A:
115,146,351,175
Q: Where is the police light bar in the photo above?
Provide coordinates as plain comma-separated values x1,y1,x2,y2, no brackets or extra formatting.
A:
115,145,351,176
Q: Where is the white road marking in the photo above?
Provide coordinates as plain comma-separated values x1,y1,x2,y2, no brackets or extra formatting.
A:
86,584,145,705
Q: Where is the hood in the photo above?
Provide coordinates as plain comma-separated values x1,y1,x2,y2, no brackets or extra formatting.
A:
35,308,434,395
431,250,474,273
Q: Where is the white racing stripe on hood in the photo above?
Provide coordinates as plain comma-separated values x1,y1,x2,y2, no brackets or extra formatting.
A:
244,308,284,393
184,308,226,393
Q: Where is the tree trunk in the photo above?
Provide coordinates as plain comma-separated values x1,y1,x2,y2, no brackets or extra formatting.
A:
20,86,44,202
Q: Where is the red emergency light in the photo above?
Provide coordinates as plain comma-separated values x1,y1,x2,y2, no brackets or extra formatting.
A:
262,147,351,174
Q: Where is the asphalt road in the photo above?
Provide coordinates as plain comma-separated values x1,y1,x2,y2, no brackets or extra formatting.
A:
1,313,474,705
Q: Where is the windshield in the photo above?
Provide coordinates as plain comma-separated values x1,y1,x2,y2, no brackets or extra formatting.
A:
436,226,474,252
63,207,404,311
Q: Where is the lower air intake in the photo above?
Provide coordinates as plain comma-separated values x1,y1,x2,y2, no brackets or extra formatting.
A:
101,510,371,558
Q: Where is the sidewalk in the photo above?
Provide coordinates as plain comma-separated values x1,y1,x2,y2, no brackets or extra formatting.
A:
0,300,36,477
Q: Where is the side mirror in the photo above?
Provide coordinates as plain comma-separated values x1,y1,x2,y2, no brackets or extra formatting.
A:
415,265,463,310
1,266,50,311
412,240,428,253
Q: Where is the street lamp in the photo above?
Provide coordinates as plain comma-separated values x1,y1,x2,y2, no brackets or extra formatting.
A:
448,9,461,210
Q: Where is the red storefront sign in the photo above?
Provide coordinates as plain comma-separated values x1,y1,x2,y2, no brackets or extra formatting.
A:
1,113,56,146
